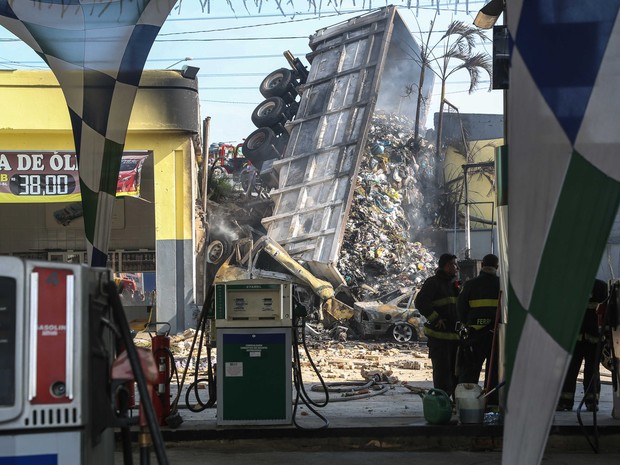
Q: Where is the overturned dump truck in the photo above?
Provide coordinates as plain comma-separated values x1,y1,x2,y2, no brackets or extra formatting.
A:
211,6,433,340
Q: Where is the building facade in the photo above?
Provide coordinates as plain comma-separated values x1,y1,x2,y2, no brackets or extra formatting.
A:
0,70,202,332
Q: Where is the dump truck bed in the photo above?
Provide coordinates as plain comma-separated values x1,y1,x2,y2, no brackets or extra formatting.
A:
261,6,431,286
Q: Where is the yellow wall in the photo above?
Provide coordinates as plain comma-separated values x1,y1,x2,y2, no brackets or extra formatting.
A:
0,70,199,243
0,69,201,332
443,139,502,228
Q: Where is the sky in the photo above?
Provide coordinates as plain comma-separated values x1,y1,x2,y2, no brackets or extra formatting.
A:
0,0,503,145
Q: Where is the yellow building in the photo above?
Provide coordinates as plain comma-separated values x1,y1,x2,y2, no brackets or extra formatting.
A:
440,113,504,259
0,70,202,332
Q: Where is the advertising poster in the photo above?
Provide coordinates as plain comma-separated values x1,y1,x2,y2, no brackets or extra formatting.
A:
0,151,149,203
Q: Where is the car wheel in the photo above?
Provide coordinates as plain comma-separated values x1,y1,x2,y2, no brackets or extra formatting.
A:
251,97,288,128
260,68,297,100
206,239,230,265
391,323,416,343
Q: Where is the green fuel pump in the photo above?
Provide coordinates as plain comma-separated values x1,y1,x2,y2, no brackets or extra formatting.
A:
214,279,293,425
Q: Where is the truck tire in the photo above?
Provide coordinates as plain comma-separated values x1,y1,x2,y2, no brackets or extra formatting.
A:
210,166,228,179
243,127,289,170
251,97,288,129
260,68,297,101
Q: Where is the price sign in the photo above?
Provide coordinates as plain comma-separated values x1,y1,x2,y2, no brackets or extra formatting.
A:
9,173,78,196
0,151,149,203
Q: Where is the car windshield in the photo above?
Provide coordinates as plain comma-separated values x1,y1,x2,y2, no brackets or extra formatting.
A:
377,288,406,304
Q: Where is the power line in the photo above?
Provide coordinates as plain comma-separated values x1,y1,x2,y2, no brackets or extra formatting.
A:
200,99,257,105
165,2,488,23
157,36,308,42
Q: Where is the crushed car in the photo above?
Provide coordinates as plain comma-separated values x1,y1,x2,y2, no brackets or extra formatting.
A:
350,287,426,343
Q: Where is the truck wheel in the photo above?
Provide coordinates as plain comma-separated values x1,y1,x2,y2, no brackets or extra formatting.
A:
210,166,227,179
260,68,296,100
251,97,288,128
243,127,288,169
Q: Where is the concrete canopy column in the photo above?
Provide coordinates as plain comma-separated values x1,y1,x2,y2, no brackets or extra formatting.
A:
154,139,198,333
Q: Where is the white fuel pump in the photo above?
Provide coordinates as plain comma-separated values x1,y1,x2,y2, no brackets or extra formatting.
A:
0,257,115,465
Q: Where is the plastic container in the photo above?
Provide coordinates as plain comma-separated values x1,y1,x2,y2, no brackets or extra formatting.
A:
455,383,485,424
422,388,453,425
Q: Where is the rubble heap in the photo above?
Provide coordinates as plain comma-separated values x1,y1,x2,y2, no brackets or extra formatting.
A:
337,112,439,300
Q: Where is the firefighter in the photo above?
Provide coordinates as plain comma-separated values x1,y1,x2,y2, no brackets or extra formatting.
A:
415,253,460,397
456,254,500,390
557,278,608,412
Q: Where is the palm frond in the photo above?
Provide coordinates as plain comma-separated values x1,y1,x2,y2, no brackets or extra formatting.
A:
440,20,490,54
449,53,493,93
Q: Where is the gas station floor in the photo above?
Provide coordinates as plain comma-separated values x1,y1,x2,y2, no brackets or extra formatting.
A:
117,381,620,458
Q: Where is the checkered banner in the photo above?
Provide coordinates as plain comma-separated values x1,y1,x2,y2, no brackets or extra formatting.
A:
0,0,176,266
503,2,620,464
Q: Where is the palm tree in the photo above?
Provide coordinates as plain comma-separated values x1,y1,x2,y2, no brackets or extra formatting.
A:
408,18,492,182
432,21,492,182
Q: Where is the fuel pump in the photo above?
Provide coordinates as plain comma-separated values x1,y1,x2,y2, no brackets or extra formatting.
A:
0,257,170,465
214,278,293,425
0,257,115,464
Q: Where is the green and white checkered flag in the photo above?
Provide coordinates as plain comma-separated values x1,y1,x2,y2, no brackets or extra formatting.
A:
503,2,620,464
0,0,176,266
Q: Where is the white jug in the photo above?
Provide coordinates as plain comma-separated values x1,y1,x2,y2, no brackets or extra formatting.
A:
455,383,485,424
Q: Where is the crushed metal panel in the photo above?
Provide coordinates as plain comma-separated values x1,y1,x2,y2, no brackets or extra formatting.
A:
262,6,425,284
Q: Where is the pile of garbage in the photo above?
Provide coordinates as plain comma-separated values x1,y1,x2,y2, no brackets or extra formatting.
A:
337,111,439,300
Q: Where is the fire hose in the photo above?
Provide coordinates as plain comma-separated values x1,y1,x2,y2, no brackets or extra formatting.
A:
310,380,389,401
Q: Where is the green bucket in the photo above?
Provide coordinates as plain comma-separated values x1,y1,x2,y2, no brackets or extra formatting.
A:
423,388,453,425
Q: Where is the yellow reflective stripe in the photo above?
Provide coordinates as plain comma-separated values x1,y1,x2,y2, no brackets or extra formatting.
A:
424,326,459,340
427,311,440,323
587,303,598,310
469,299,498,308
467,324,487,331
432,296,458,307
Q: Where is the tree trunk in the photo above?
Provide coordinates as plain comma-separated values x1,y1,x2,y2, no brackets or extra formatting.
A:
413,64,426,149
435,81,446,186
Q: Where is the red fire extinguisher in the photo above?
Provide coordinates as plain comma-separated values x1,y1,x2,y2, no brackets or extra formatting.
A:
150,322,172,426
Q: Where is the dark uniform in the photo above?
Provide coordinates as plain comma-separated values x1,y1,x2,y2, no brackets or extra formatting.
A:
558,279,608,411
415,268,460,396
456,266,500,387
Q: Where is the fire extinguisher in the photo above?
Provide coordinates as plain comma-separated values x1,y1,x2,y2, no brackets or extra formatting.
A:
150,322,172,426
